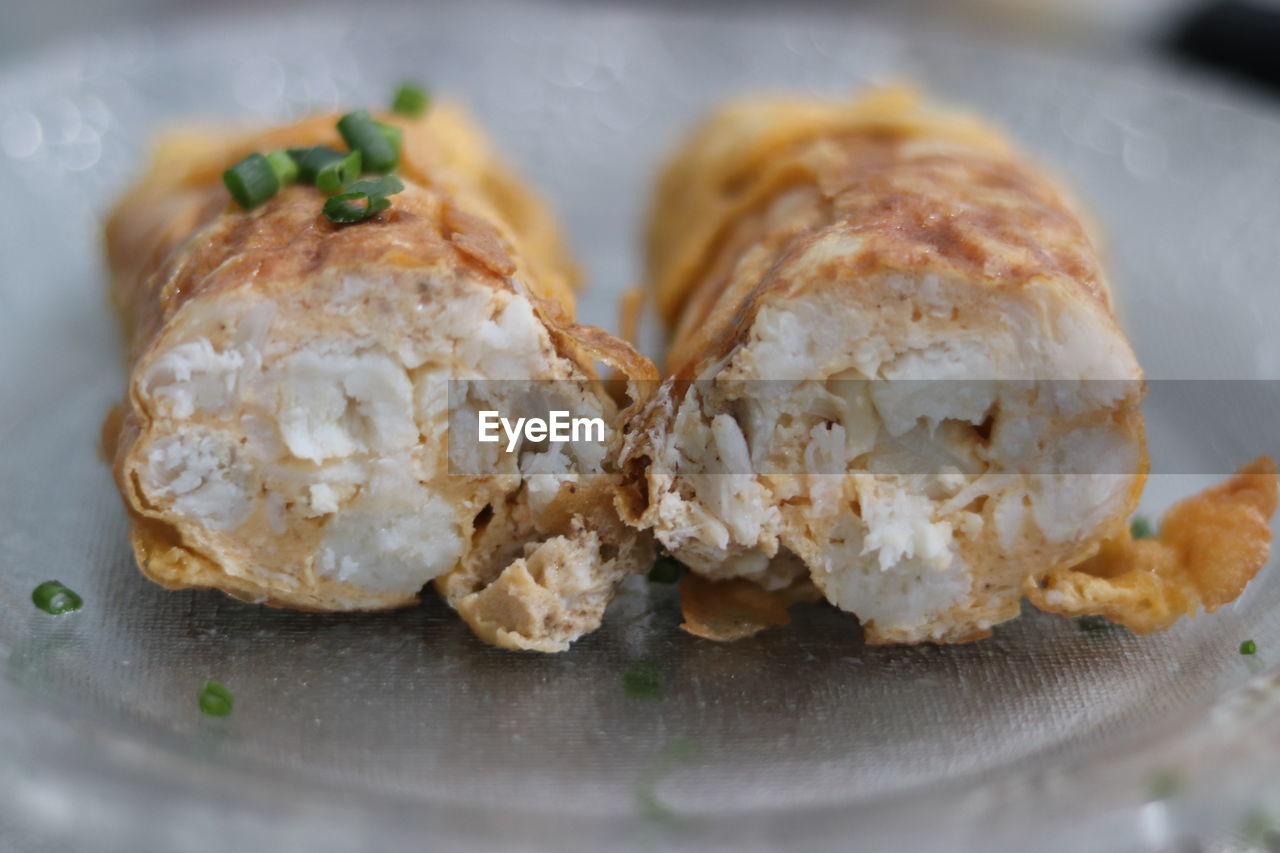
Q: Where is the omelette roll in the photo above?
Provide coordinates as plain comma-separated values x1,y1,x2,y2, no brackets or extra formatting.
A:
621,88,1228,644
105,101,655,651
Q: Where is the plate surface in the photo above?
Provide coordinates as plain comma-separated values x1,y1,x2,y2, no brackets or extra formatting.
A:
2,2,1280,850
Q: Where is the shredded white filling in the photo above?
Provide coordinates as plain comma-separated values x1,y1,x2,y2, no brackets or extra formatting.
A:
131,273,614,606
640,265,1144,638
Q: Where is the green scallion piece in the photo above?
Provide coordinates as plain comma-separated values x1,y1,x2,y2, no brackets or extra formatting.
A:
1130,516,1154,540
348,175,404,197
1241,639,1258,655
222,152,280,210
337,110,398,173
264,149,299,185
289,146,348,184
1076,615,1119,633
31,580,83,615
315,150,362,194
198,680,235,717
648,555,682,584
323,192,385,223
377,121,403,156
392,84,431,118
621,660,663,700
1148,769,1180,801
322,175,405,224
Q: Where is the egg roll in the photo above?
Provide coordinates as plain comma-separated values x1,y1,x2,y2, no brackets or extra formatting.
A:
620,88,1274,643
105,102,656,652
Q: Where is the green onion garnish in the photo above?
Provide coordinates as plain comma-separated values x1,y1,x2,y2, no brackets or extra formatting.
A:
1242,808,1278,847
1241,639,1258,655
1148,769,1180,801
660,737,699,762
322,175,404,224
621,660,663,700
222,152,280,210
1131,516,1154,539
323,192,382,223
1076,615,1119,633
634,738,699,823
392,84,431,118
315,150,362,194
264,149,299,185
31,580,83,615
648,555,682,584
198,680,234,717
337,110,399,173
377,121,403,156
289,146,348,184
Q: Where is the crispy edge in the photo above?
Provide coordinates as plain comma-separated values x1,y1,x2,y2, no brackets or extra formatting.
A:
1026,457,1278,633
678,573,820,642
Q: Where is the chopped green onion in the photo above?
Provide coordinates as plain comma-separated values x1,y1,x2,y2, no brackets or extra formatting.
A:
1241,639,1258,655
377,121,403,156
1076,615,1119,633
264,149,299,185
322,189,381,222
1148,769,1180,801
349,175,404,197
392,84,431,118
198,680,234,717
1130,516,1154,540
648,555,682,584
323,192,386,223
315,150,362,194
621,660,663,700
31,580,83,615
1242,808,1279,847
289,146,348,183
634,738,699,823
660,737,699,763
322,176,405,224
337,110,398,173
635,788,680,824
222,153,280,210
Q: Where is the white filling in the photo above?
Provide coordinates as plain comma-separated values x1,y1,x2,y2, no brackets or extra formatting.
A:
144,339,246,420
643,269,1143,637
814,515,973,634
315,462,463,595
132,275,603,603
273,348,418,463
139,429,253,531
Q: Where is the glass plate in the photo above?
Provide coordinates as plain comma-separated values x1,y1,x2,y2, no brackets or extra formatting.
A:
2,2,1279,850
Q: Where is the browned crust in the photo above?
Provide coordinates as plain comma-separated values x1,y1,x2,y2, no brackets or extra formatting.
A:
1027,457,1278,632
648,88,1115,376
678,573,820,642
105,105,652,382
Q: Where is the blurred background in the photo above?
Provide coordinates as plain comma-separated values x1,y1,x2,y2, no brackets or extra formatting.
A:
6,0,1280,97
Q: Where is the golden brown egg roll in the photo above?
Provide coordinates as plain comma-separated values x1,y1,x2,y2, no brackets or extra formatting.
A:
620,88,1275,643
105,102,656,652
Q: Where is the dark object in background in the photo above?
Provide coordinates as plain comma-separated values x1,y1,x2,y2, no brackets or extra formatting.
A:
1168,0,1280,93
